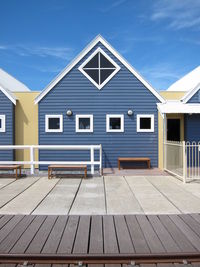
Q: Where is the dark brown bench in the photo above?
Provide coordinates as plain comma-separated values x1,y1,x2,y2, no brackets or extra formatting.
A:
0,165,22,179
118,157,151,170
48,165,87,179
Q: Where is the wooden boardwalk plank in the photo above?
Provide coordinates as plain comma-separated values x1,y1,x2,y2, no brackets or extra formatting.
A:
147,215,180,253
26,215,57,253
180,214,200,237
136,215,165,253
125,215,150,254
114,215,135,253
159,215,196,252
57,216,79,254
0,215,13,230
73,215,90,254
10,215,46,253
0,215,35,253
169,215,200,251
88,215,104,267
103,215,120,267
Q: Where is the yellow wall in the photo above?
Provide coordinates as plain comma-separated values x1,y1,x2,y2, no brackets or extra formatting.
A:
15,92,39,168
160,91,185,100
158,91,186,169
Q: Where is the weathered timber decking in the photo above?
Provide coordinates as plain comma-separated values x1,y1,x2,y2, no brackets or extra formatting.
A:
1,214,200,265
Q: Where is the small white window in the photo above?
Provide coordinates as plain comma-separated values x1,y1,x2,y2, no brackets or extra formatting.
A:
106,114,124,132
137,114,154,132
0,115,5,132
45,115,63,132
76,115,93,133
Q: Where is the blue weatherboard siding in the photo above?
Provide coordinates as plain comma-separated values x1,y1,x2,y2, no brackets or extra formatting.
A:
0,90,14,161
188,88,200,103
184,114,200,142
38,42,160,170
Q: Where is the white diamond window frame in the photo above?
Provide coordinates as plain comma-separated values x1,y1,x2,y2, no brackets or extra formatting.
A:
78,47,120,90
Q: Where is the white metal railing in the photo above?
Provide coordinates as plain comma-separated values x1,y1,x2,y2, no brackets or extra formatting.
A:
186,141,200,181
0,145,102,175
164,141,200,183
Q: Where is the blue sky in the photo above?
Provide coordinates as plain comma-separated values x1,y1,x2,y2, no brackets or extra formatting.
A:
0,0,199,91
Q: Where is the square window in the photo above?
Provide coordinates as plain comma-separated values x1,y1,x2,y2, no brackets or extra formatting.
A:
76,115,93,133
106,115,124,132
137,115,154,132
0,115,5,132
45,115,63,132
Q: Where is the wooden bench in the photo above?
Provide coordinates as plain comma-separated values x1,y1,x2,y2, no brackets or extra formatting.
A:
48,165,87,179
0,165,21,179
118,157,151,170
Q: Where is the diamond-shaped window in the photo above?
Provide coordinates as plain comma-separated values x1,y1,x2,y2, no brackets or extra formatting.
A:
79,48,120,89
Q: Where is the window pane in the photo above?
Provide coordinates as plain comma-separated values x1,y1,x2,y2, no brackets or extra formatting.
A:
0,119,1,129
100,69,115,84
84,69,99,84
83,53,99,68
110,118,121,130
49,118,60,129
100,53,115,68
140,118,151,129
79,118,90,129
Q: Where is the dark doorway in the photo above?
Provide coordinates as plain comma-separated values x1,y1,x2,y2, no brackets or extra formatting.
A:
167,119,180,141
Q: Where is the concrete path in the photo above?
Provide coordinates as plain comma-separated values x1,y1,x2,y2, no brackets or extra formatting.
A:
69,177,106,215
0,177,39,208
125,176,180,214
0,175,200,214
0,177,58,214
33,179,81,215
104,176,143,214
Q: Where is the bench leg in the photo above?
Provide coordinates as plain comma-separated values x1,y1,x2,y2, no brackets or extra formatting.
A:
15,168,18,179
118,160,120,170
48,168,51,179
148,161,150,169
84,168,87,179
19,167,21,178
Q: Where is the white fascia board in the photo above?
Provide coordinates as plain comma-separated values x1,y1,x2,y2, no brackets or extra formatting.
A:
0,85,16,105
35,35,165,104
157,102,200,114
181,82,200,103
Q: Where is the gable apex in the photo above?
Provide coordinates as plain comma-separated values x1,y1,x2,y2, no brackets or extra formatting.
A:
35,35,165,104
181,82,200,103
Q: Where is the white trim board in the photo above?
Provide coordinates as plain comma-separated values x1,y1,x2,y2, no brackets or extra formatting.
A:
35,35,165,104
76,114,93,133
0,115,6,132
0,85,16,105
45,114,63,133
137,114,154,133
181,82,200,103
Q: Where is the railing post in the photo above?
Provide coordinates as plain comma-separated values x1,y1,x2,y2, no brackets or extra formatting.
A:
183,141,186,183
100,144,102,176
30,146,35,175
90,147,94,175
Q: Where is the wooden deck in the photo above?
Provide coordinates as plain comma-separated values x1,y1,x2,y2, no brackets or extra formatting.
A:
1,214,200,265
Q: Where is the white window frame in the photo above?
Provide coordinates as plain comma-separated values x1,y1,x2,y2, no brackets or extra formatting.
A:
0,115,6,132
78,47,120,90
106,114,124,133
76,115,93,133
45,115,63,133
137,114,154,133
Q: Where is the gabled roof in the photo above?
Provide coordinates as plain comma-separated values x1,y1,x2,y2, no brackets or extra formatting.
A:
181,82,200,103
35,35,165,104
167,66,200,92
0,68,30,92
0,85,17,105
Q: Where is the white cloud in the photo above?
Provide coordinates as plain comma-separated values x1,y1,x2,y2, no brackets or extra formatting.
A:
151,0,200,30
0,44,75,60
